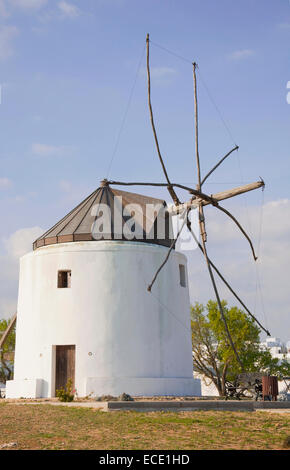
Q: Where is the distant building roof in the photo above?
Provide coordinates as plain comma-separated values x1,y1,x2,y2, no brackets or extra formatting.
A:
33,184,173,250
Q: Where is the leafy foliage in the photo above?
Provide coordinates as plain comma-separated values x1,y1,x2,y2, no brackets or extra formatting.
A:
191,301,290,397
56,379,75,402
0,318,16,384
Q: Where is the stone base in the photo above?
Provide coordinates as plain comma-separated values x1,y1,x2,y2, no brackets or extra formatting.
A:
85,377,201,398
6,379,43,399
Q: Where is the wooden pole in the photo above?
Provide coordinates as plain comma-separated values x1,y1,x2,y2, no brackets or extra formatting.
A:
193,63,202,190
108,179,259,259
187,216,244,368
192,62,207,242
146,34,180,205
192,62,244,370
168,180,265,214
209,180,265,204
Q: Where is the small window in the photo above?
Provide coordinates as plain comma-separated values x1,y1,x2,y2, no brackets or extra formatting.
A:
58,270,71,288
179,264,186,287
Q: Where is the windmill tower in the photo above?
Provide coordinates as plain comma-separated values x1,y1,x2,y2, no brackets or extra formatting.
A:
6,183,201,398
5,34,269,399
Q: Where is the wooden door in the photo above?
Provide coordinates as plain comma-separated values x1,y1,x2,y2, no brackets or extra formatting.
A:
55,345,75,392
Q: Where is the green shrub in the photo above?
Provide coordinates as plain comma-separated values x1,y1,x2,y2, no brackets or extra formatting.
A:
56,379,75,402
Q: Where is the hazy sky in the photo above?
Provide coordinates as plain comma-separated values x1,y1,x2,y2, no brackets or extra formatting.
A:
0,0,289,341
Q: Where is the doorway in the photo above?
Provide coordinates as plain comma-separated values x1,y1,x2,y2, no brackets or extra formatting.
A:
55,345,75,393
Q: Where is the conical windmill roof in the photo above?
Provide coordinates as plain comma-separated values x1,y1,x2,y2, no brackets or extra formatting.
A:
33,183,173,250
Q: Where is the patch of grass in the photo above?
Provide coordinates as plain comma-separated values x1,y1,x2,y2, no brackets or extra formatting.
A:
0,405,289,450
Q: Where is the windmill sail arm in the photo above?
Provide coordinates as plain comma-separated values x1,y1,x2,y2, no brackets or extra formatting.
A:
107,180,223,204
186,220,270,336
194,215,244,369
0,313,17,350
146,34,180,205
201,145,239,186
213,203,258,261
108,179,260,259
192,62,243,370
210,261,271,336
168,180,264,214
209,180,265,203
107,180,264,215
107,180,265,205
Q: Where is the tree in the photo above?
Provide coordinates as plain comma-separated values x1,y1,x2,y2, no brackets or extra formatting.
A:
0,318,16,384
191,300,290,397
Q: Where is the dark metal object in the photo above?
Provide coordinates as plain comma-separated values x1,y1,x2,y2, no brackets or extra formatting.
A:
262,375,279,401
225,373,264,400
225,374,280,401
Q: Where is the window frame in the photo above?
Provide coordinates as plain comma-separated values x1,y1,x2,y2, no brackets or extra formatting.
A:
179,264,186,288
57,270,71,289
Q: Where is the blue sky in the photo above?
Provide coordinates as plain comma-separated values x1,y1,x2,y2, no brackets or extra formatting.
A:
0,0,290,340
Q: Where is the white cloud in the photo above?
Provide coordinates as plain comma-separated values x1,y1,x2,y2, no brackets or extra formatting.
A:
4,226,43,259
0,25,18,60
150,66,176,79
31,143,74,157
140,66,177,84
59,179,72,192
32,114,42,122
206,199,290,244
59,179,89,206
0,0,9,17
11,195,25,203
278,23,290,30
0,177,12,189
0,0,47,19
228,49,255,61
0,226,43,320
0,298,17,320
9,0,47,9
58,1,80,18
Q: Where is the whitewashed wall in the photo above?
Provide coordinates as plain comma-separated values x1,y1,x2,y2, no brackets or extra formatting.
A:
7,241,201,398
194,373,219,397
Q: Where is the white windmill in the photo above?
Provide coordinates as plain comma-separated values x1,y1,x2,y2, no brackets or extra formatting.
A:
5,35,268,399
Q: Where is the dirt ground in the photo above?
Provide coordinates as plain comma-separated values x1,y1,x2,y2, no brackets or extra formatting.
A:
0,402,290,450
